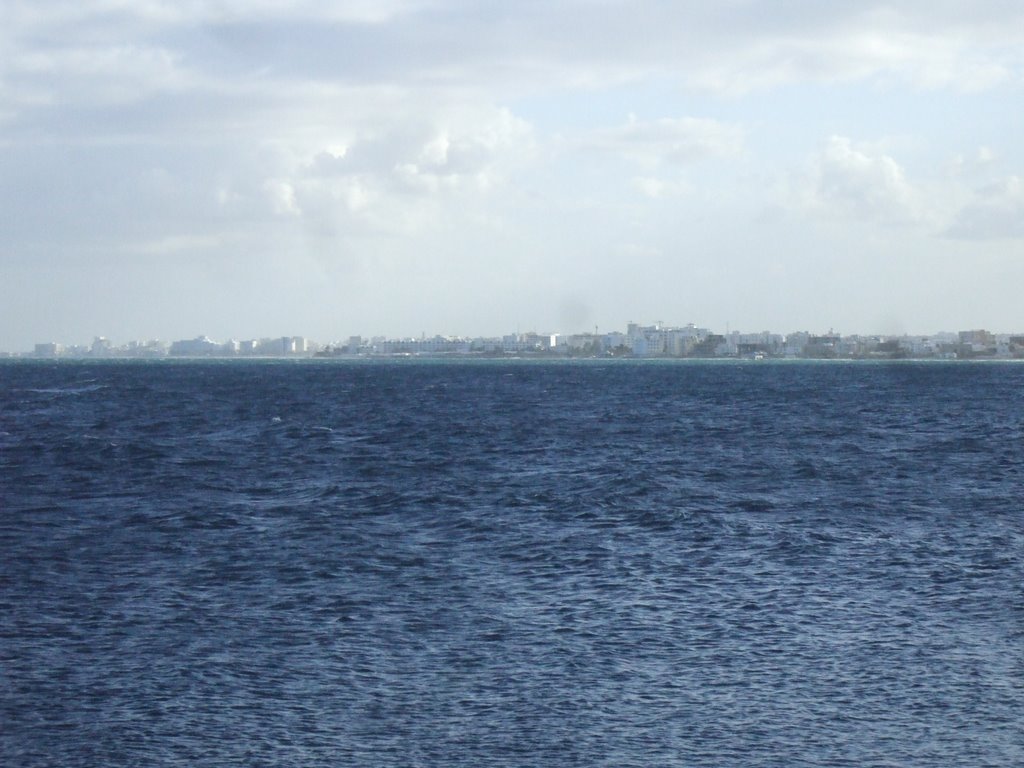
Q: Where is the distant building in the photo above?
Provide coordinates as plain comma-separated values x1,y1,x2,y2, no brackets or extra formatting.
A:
959,329,995,347
1009,336,1024,358
559,333,602,353
169,336,222,356
623,322,714,357
730,331,783,358
125,339,168,357
91,337,112,356
34,342,63,357
374,336,470,355
958,329,996,357
804,334,841,358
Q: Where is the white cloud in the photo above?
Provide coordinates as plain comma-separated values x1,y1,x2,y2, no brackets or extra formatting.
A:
258,103,534,238
4,44,191,112
976,146,996,165
803,136,924,225
951,145,999,177
590,116,744,169
4,1,1022,120
2,0,432,28
128,233,227,255
946,176,1024,240
264,180,301,217
793,137,1024,242
687,18,1020,93
631,176,693,199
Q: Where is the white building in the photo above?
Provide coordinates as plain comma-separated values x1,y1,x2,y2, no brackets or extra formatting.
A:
169,336,221,356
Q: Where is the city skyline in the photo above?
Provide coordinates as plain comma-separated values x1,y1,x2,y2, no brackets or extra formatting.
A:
2,3,1023,351
13,320,1024,360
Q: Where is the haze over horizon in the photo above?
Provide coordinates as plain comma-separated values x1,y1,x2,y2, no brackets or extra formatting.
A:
3,1,1023,351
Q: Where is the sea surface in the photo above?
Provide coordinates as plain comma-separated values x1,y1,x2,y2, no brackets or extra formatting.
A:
1,359,1022,767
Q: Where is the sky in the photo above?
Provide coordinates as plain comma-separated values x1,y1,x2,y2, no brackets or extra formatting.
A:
2,1,1023,350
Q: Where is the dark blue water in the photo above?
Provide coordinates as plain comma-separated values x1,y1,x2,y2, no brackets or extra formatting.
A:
2,360,1022,767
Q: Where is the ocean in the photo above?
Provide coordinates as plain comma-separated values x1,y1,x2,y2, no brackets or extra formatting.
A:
2,359,1022,767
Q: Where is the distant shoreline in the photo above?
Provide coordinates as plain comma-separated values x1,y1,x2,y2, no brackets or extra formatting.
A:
5,355,1024,364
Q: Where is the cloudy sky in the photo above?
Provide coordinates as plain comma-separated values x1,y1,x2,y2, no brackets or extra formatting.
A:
2,1,1023,349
